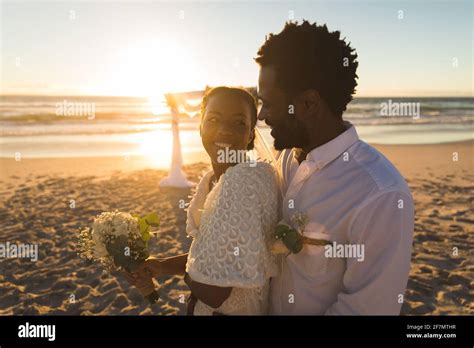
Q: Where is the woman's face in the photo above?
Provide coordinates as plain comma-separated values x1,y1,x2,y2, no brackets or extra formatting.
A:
201,93,254,165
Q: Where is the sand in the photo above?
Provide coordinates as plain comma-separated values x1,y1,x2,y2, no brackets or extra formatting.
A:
379,141,473,315
0,141,472,315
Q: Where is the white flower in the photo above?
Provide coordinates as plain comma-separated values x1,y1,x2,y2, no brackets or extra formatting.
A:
86,211,141,260
93,239,108,258
290,212,308,234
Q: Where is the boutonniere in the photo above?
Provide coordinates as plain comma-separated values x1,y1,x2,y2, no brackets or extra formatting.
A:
271,212,331,255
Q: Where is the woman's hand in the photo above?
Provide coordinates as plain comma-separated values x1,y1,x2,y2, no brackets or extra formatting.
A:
123,269,155,296
122,258,162,294
135,257,164,278
123,267,153,290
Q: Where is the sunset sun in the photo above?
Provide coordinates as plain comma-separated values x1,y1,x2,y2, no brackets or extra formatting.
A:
109,39,201,101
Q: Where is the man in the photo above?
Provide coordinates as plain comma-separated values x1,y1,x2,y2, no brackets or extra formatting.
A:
255,20,414,314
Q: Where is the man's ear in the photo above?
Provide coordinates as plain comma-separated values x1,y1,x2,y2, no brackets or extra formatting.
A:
292,89,320,121
301,89,320,114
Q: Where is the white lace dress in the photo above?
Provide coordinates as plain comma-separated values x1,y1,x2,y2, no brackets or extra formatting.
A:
185,161,279,315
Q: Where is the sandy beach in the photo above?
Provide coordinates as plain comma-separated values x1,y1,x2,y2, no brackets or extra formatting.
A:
0,141,472,315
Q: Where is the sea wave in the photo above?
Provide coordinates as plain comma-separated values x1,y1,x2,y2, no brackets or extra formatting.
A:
1,96,472,136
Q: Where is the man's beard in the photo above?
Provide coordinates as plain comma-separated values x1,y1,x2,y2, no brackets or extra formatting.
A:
272,118,310,151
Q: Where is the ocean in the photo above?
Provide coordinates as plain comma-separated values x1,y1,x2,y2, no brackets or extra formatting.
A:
0,96,472,165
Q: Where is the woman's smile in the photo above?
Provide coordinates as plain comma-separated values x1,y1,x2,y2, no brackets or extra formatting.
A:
214,142,234,148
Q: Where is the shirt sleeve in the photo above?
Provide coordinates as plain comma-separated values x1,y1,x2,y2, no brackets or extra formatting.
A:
186,163,278,289
324,190,414,315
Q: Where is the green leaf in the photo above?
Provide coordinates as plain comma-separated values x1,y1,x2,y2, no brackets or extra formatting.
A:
282,229,304,254
105,235,149,272
274,224,292,239
142,228,151,242
293,236,304,253
144,212,160,227
135,238,146,250
106,235,131,270
138,218,149,234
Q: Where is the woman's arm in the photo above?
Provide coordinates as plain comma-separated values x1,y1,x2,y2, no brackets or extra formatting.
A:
184,272,232,309
124,255,232,309
124,254,188,290
151,254,188,276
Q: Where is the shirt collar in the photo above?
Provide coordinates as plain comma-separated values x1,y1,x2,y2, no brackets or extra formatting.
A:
304,122,359,170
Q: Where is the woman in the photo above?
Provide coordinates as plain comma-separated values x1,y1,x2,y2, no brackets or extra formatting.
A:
126,87,279,315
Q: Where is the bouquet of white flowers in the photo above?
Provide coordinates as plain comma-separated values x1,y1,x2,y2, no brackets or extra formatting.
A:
78,210,160,304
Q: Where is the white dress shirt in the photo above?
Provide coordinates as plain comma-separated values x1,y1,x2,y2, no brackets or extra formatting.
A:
269,124,414,315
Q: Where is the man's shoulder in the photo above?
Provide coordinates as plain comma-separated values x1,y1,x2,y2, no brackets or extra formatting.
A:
348,140,411,195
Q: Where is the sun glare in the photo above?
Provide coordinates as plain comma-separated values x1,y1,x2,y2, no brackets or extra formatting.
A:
109,38,201,100
131,130,172,166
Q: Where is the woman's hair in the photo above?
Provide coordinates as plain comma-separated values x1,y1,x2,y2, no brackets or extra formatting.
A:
200,86,257,150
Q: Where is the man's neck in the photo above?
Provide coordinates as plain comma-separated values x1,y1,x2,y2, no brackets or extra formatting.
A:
296,119,347,164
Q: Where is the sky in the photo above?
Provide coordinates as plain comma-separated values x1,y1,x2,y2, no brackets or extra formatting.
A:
1,0,472,97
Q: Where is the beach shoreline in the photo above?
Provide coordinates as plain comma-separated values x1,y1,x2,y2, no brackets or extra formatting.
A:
1,140,472,182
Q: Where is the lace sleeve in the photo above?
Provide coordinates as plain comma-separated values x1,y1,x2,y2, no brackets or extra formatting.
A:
186,162,278,289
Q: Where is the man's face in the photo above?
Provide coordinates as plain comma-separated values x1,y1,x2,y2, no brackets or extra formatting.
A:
257,65,310,150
